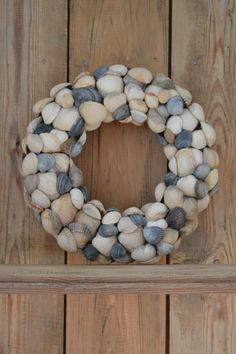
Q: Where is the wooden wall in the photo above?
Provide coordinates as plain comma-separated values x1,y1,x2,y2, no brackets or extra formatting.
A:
0,0,235,353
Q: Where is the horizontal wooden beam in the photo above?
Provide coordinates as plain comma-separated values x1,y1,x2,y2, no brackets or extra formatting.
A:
0,264,236,294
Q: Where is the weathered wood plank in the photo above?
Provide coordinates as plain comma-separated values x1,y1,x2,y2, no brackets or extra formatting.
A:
0,1,67,353
67,0,169,353
170,1,236,352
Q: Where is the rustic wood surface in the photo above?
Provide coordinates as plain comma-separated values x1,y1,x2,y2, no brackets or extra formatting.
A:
170,1,236,353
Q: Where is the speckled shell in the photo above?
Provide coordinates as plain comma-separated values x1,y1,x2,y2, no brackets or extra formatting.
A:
41,209,62,236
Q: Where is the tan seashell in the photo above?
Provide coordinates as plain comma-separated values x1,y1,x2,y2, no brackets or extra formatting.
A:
118,228,144,252
158,89,170,104
53,108,79,131
69,166,83,188
145,93,159,108
69,222,92,248
102,210,121,224
51,193,77,225
191,130,207,149
201,121,216,147
147,110,166,133
164,128,175,144
96,254,112,264
189,102,205,121
26,133,43,153
96,74,123,97
40,133,61,153
128,67,153,84
41,208,62,236
70,188,84,209
180,109,198,131
175,85,192,106
131,110,147,124
125,83,145,101
197,194,210,212
104,93,126,113
166,115,182,135
75,210,100,236
205,169,219,191
177,175,197,197
55,88,74,108
73,75,95,88
53,153,70,173
146,219,168,229
103,111,114,123
51,129,68,144
168,156,178,175
109,64,128,76
22,152,38,176
179,217,198,237
42,102,61,125
38,172,58,200
24,174,39,194
31,189,51,209
33,98,53,115
57,227,77,252
154,182,166,202
190,148,203,165
123,207,144,216
89,200,105,214
21,136,28,155
163,228,179,244
176,149,196,177
92,234,117,257
83,203,101,220
50,82,71,97
164,144,177,160
85,122,102,131
118,216,138,233
131,244,156,261
79,102,107,125
129,99,148,113
203,148,219,169
27,116,42,133
182,197,198,220
145,202,168,221
164,186,184,209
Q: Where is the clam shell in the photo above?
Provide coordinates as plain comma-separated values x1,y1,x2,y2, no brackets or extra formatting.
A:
143,226,164,244
168,156,178,175
164,128,175,144
145,93,159,109
122,207,144,216
180,109,198,131
70,188,84,209
93,65,109,80
38,172,58,200
164,144,177,160
156,134,167,146
40,133,61,152
98,224,118,237
209,183,219,196
145,84,162,95
104,92,127,112
38,153,55,172
117,216,138,233
176,149,196,177
96,74,123,97
193,163,210,180
203,148,219,169
85,122,102,131
42,102,61,124
179,217,199,237
79,101,107,125
31,189,51,209
56,172,72,194
80,186,90,203
125,83,145,101
68,118,84,138
164,172,178,186
141,203,153,214
166,115,182,135
175,130,192,149
109,64,128,76
129,214,146,227
152,73,173,89
163,228,179,244
69,166,83,188
189,102,205,121
27,116,42,133
78,131,87,145
112,104,130,121
166,207,186,230
83,244,99,261
55,88,74,108
177,175,197,197
57,227,77,252
145,202,168,220
96,254,112,264
175,85,192,106
191,130,207,149
201,121,216,147
167,96,184,116
131,110,147,124
21,136,28,155
50,83,71,97
89,200,105,214
69,141,83,158
73,75,95,89
72,87,102,108
164,186,184,209
102,210,121,225
33,98,53,115
51,129,68,144
51,193,77,225
154,183,166,202
22,152,38,176
158,89,170,104
197,194,210,212
34,122,53,134
53,153,70,173
111,243,127,260
68,222,92,248
75,210,100,236
195,180,209,199
92,234,117,257
128,67,153,84
118,228,144,252
157,104,170,118
123,75,145,89
182,197,198,220
190,148,203,165
103,111,114,123
147,110,166,133
205,169,219,191
129,99,148,113
156,242,174,256
131,244,156,261
24,174,39,194
23,190,43,213
53,108,79,131
136,255,161,264
146,219,168,229
41,208,62,236
83,203,101,220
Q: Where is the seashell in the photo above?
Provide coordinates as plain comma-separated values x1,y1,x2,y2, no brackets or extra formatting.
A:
201,121,216,147
131,110,147,124
103,111,114,123
73,75,95,89
166,115,182,135
203,148,219,169
118,228,144,252
147,110,166,133
38,153,55,172
96,74,123,97
51,129,68,144
164,186,184,209
41,208,62,236
182,197,198,220
143,226,164,244
156,242,174,256
117,216,137,233
69,166,83,188
135,255,161,265
158,89,170,104
23,190,43,212
27,116,42,133
79,101,107,125
166,207,186,230
83,203,101,220
166,96,184,116
96,254,112,264
177,175,197,197
78,130,87,145
40,133,61,152
112,104,130,121
57,227,77,252
24,174,39,194
93,65,109,80
31,189,51,209
197,194,210,212
179,217,199,237
50,83,71,97
128,67,153,84
191,130,207,149
189,102,205,121
125,83,145,101
69,141,83,158
111,243,127,260
85,122,102,131
38,172,58,200
193,163,210,180
146,219,168,229
131,244,156,261
190,148,203,165
56,172,72,194
145,202,168,220
68,118,84,138
209,183,218,196
176,149,196,177
205,168,219,191
173,237,182,250
98,224,118,237
129,214,146,227
33,98,53,115
83,244,99,261
42,102,61,125
75,210,100,236
156,134,167,146
72,87,102,108
156,104,170,119
164,128,175,144
102,210,121,224
175,85,192,106
104,92,126,113
180,109,198,131
152,73,173,89
141,203,153,214
124,75,145,89
164,144,177,160
109,64,128,76
123,207,144,216
21,136,29,155
51,193,77,225
53,153,70,173
92,234,117,257
129,99,148,113
145,93,159,109
53,108,79,131
164,172,178,186
145,84,162,95
70,188,84,209
80,186,90,203
68,222,92,248
168,156,178,175
22,152,38,176
195,180,209,199
163,228,179,244
55,88,74,108
34,122,53,134
154,183,166,202
175,130,192,149
89,200,105,214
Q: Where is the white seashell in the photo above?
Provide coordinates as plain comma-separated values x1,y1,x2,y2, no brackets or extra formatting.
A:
69,166,83,188
109,64,128,76
176,149,196,177
78,131,87,145
197,194,210,212
175,85,192,106
131,244,156,261
103,93,126,113
53,153,70,173
205,168,219,191
51,129,68,144
146,219,168,229
177,175,197,197
189,102,205,121
102,210,121,224
190,148,203,165
55,88,74,108
182,197,198,220
73,75,95,88
163,228,179,244
164,186,184,208
103,111,114,123
57,227,77,252
203,148,219,168
128,67,153,84
92,234,117,257
180,109,198,131
51,193,77,225
70,188,84,209
145,93,159,108
50,82,71,97
42,102,61,124
83,203,101,220
145,202,168,221
125,83,145,101
27,116,42,133
131,110,147,124
141,203,153,214
166,115,182,135
191,130,207,149
164,144,177,160
79,102,107,125
145,84,162,95
147,110,166,133
22,152,38,176
89,200,105,214
154,182,166,202
129,99,148,113
31,189,51,209
201,122,216,147
21,137,28,155
40,133,61,152
38,172,58,200
53,108,79,131
85,122,102,131
32,98,53,115
123,207,144,216
118,228,144,252
26,133,43,153
96,74,123,97
168,156,178,175
118,216,138,233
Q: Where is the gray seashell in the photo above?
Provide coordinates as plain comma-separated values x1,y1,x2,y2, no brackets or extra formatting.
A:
143,226,164,244
72,87,102,107
24,174,39,194
129,214,146,227
69,141,83,158
112,104,130,121
152,73,174,89
175,130,193,149
111,243,127,259
83,244,99,261
156,134,167,146
167,96,184,116
69,165,83,188
98,224,119,237
193,163,210,180
80,186,90,203
195,180,209,199
68,118,84,137
34,122,53,134
93,65,109,80
56,172,72,194
156,242,174,256
38,153,56,172
164,172,178,186
123,75,145,89
166,207,186,230
156,104,170,119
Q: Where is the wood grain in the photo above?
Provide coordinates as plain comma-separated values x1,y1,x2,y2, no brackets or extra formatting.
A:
67,0,169,353
170,1,236,353
0,1,67,353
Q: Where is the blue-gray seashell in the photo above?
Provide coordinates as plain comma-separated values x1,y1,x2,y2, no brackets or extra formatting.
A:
164,172,178,186
112,104,130,121
80,186,90,203
195,180,209,200
72,87,103,107
83,244,99,261
156,104,170,119
166,96,184,116
38,153,56,172
166,207,186,230
175,130,192,149
93,65,109,80
68,118,84,137
56,172,72,194
129,214,146,227
156,242,174,256
111,243,127,259
34,122,53,134
193,163,210,180
98,224,119,237
143,226,164,245
156,134,167,146
123,74,145,89
69,141,83,158
106,207,120,212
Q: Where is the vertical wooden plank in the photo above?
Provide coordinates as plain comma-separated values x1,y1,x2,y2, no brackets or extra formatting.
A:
170,1,236,353
0,1,67,353
67,1,169,353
